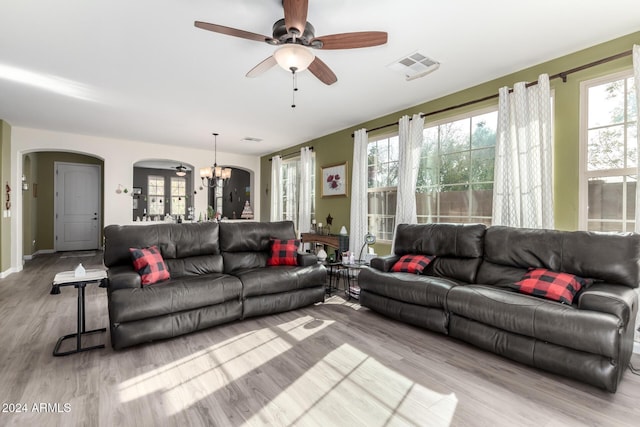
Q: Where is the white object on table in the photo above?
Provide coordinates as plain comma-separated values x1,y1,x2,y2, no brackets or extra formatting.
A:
54,269,107,285
74,263,86,278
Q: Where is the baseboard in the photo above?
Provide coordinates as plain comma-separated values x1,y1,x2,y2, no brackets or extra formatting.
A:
0,267,19,279
634,342,640,355
23,249,56,263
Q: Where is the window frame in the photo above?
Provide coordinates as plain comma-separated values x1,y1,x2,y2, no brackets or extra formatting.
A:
366,106,498,243
170,176,187,216
147,175,165,216
279,153,316,226
367,132,400,243
417,106,498,225
578,68,636,231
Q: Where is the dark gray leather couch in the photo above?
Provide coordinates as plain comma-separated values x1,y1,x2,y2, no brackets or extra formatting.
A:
359,223,640,392
103,221,325,350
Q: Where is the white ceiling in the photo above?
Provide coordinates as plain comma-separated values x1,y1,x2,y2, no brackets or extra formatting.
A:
1,0,639,156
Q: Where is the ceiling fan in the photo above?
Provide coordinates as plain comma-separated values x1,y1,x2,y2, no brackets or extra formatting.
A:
175,164,188,177
194,0,388,85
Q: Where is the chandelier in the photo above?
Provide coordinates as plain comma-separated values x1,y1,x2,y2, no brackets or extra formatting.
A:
200,132,232,188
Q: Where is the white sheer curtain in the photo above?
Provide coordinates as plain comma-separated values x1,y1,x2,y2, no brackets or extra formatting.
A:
633,45,640,341
285,163,297,225
394,113,424,231
492,73,554,229
270,155,282,221
633,45,640,232
298,146,312,236
350,129,368,257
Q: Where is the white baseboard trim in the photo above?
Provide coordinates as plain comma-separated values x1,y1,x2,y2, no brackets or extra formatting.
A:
0,267,19,279
23,249,56,263
634,342,640,355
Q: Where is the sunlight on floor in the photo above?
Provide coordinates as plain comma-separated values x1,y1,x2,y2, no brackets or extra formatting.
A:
244,343,458,426
118,316,335,417
276,315,335,342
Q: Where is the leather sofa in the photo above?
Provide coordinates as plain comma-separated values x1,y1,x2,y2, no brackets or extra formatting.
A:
103,221,325,350
359,223,640,392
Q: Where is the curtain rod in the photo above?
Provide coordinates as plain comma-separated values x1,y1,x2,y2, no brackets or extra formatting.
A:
353,49,633,137
268,146,313,161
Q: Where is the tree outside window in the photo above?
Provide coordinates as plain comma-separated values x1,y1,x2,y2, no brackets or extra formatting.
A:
581,71,637,232
367,109,497,242
417,110,497,225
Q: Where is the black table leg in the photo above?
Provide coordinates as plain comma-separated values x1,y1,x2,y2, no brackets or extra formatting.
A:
53,281,106,357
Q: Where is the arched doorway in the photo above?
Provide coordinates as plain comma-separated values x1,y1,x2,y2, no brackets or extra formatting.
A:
21,151,104,259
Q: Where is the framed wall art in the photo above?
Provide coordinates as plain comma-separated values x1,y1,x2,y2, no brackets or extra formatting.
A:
321,162,348,198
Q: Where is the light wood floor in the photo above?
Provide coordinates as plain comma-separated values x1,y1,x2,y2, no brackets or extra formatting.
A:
1,252,640,427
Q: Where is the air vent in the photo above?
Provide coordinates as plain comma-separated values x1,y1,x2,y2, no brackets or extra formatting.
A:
242,137,263,143
387,52,440,81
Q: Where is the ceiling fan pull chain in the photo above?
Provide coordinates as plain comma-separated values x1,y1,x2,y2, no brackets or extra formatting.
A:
291,67,298,108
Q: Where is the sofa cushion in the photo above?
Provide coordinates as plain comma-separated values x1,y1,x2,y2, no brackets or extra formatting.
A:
481,226,640,289
236,264,326,298
446,285,622,358
513,268,590,304
392,223,486,283
129,246,170,285
391,254,435,274
358,267,459,308
104,222,221,268
109,273,243,323
267,239,300,266
219,221,296,252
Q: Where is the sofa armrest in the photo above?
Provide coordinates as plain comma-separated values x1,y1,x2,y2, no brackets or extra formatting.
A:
578,283,637,326
107,265,141,291
297,253,319,267
370,254,400,272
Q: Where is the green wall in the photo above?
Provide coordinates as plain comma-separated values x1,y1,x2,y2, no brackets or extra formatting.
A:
31,152,104,251
0,120,11,271
261,31,640,255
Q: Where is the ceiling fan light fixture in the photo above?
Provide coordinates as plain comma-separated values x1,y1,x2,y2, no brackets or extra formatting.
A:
274,44,315,72
175,164,187,177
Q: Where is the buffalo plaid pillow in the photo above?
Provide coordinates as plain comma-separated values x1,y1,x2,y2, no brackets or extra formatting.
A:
513,268,590,304
129,246,170,286
266,239,300,266
391,254,435,274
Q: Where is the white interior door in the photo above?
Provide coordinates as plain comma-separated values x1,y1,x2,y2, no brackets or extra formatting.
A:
55,162,101,251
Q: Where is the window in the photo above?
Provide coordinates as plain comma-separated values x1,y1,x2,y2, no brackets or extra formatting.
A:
367,135,399,241
580,71,637,232
280,155,316,226
366,109,497,241
417,110,497,225
170,177,186,216
147,175,165,216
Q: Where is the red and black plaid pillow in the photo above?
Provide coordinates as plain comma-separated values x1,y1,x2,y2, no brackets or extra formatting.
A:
513,268,590,304
391,254,435,274
129,245,170,286
266,238,300,266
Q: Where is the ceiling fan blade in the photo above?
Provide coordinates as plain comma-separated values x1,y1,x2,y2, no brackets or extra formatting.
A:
194,21,274,43
246,56,278,78
308,57,337,86
313,31,388,50
283,0,308,35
